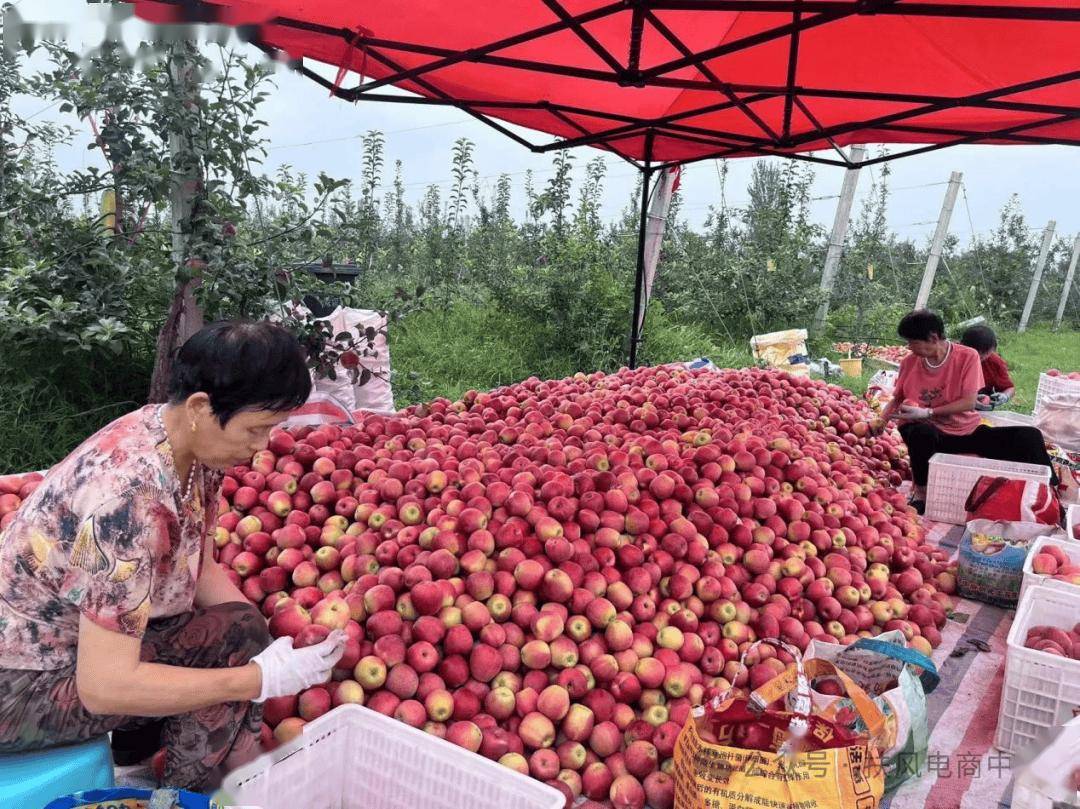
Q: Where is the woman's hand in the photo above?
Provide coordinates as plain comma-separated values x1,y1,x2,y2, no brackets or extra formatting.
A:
251,632,346,702
898,404,932,420
880,398,901,423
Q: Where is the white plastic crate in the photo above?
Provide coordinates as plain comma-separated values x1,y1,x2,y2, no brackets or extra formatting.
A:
995,585,1080,754
1019,535,1080,603
1034,372,1080,419
218,704,564,809
1067,504,1079,542
925,453,1051,525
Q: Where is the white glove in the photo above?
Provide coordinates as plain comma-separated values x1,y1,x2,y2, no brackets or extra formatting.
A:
251,631,346,703
899,404,932,420
989,391,1011,407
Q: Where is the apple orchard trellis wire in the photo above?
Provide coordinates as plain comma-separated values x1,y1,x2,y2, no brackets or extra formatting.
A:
132,0,1080,366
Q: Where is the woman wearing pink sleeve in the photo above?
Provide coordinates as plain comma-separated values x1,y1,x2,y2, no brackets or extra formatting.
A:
0,321,345,791
882,310,1056,514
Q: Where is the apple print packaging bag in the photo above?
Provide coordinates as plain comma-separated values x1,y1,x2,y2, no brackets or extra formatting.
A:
957,519,1065,606
674,639,886,809
44,787,213,809
804,631,939,793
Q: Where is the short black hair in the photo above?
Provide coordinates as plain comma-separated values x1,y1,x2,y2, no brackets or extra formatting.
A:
169,320,312,425
960,324,997,353
897,309,945,341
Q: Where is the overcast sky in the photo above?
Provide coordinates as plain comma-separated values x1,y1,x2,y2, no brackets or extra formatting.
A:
9,1,1080,247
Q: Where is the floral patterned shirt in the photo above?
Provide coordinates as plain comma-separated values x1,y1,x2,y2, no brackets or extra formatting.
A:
0,406,221,670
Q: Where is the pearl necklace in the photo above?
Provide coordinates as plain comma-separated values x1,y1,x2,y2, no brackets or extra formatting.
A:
156,405,200,501
923,340,952,370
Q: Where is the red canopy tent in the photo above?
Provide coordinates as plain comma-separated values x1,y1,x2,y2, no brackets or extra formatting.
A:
134,0,1080,365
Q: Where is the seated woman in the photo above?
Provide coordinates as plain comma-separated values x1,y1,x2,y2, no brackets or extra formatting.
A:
882,310,1055,514
960,324,1016,410
0,321,345,791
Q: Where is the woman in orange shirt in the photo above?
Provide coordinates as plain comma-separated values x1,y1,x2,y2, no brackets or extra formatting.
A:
883,310,1053,514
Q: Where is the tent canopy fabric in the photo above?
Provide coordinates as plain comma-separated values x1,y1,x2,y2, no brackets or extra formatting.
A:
136,0,1080,168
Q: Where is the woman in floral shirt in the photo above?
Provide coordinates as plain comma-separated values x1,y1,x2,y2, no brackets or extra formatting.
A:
0,321,344,791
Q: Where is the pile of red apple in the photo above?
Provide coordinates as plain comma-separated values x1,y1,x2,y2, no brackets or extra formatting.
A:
1030,545,1080,586
0,473,42,530
216,365,957,809
1023,623,1080,660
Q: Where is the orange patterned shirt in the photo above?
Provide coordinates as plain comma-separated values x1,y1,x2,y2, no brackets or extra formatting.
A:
0,406,220,670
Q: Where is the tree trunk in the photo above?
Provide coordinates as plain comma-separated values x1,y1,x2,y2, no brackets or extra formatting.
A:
148,42,203,403
148,279,203,403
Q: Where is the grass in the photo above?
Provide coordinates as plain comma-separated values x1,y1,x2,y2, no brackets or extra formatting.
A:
389,303,570,404
0,351,153,473
994,328,1079,411
389,299,746,406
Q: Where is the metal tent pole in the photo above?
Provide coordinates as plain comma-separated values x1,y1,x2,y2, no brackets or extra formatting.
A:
628,134,655,369
1053,235,1080,330
1018,220,1056,332
813,146,867,331
914,171,963,310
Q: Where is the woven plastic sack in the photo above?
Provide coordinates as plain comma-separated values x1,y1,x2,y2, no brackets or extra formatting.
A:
750,329,809,376
1035,392,1080,452
866,370,898,412
311,307,395,416
280,391,355,428
278,303,396,417
674,639,886,809
804,632,939,792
